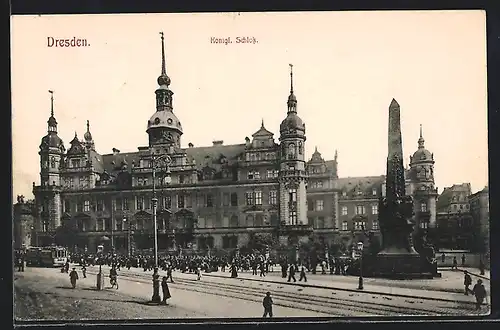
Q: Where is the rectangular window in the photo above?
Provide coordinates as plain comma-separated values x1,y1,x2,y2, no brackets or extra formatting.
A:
178,195,185,209
355,205,365,215
245,192,254,206
71,159,80,168
164,196,172,209
255,191,262,205
97,218,105,231
84,200,90,212
115,198,122,211
179,175,185,184
289,210,298,225
316,200,324,211
342,221,348,231
354,221,366,230
341,206,348,216
97,199,104,211
64,200,71,213
230,193,238,206
115,218,123,231
123,197,129,210
223,193,230,206
342,191,347,197
308,200,314,211
144,197,151,209
372,188,377,196
136,196,144,210
421,203,427,212
185,195,192,208
206,194,213,207
317,216,325,229
317,181,323,188
269,190,278,205
372,204,378,215
372,220,379,230
420,222,429,229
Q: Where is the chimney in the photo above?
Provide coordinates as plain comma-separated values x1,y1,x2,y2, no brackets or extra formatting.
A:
188,143,194,148
212,140,224,146
245,137,250,147
112,148,120,155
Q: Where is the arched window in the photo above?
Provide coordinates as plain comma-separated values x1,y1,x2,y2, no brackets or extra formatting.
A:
288,143,296,159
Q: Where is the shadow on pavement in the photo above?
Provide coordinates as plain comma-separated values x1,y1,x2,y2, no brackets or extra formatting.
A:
55,286,76,290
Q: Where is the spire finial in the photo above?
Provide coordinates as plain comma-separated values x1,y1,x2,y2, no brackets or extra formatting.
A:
48,90,54,117
261,118,264,128
74,131,77,138
335,149,338,160
418,124,425,148
289,63,294,94
160,31,166,76
87,120,90,132
315,146,318,153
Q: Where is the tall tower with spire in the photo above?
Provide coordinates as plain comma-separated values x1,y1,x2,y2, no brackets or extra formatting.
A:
408,124,438,229
278,64,308,227
146,32,183,153
35,90,65,232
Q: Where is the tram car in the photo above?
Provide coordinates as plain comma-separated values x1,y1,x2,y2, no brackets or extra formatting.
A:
26,246,68,267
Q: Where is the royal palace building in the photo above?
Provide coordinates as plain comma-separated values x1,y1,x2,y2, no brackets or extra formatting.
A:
30,35,437,254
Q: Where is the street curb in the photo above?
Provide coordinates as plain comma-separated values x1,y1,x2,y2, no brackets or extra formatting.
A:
204,273,481,306
456,268,490,281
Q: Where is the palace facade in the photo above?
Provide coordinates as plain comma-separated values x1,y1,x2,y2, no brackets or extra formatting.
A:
30,35,437,255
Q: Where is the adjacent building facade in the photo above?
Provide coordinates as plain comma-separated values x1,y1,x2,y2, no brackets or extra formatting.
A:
29,35,456,255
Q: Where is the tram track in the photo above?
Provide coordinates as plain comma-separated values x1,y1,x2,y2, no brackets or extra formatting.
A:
85,269,468,317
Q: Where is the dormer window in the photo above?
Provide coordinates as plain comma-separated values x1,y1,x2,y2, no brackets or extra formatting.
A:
71,159,81,168
247,170,260,180
372,188,377,196
342,191,347,197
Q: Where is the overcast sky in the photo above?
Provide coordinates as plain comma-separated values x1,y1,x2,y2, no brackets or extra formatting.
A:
11,11,488,199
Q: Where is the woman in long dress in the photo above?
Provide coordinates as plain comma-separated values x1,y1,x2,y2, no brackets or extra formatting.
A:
161,276,172,305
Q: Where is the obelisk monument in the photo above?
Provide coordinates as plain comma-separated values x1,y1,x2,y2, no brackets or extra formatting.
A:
375,99,429,277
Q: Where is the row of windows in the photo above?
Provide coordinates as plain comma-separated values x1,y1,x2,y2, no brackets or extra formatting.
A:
340,204,378,216
341,188,378,197
63,190,280,213
245,152,278,162
340,220,378,231
68,213,281,232
247,169,279,180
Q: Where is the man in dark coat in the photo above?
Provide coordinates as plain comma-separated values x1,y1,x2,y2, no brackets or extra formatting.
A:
472,279,487,310
262,292,273,317
287,264,296,282
463,271,472,295
69,268,79,289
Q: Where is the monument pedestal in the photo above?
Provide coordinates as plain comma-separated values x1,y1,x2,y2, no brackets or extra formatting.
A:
373,252,433,279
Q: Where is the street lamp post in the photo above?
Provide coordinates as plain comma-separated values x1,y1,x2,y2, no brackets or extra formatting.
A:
357,241,364,290
150,151,172,304
123,217,131,257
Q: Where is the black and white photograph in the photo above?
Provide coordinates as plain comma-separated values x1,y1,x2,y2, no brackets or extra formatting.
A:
11,11,490,321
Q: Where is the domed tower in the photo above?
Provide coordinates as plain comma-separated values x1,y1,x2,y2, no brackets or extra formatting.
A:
278,64,308,226
146,32,183,153
35,90,65,231
408,125,438,229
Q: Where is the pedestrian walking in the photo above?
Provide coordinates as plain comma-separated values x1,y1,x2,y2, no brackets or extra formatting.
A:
262,292,273,317
441,253,445,264
287,264,296,282
161,276,172,305
259,262,266,277
17,254,24,272
472,279,487,310
461,254,466,267
197,266,201,280
69,268,79,289
452,256,458,270
463,271,472,295
298,264,307,282
81,265,87,278
166,265,174,283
